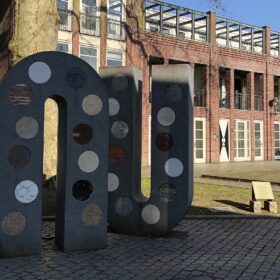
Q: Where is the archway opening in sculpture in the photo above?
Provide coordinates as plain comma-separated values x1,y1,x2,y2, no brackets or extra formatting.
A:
42,97,67,218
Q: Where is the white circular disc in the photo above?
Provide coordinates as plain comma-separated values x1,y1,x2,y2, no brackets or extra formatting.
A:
82,94,103,116
142,205,160,225
157,107,176,126
28,62,51,84
108,173,119,192
111,121,129,139
109,98,120,116
78,151,99,173
16,117,39,139
15,180,38,204
164,158,184,177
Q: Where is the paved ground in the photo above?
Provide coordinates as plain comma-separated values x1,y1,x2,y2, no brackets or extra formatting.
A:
1,218,280,280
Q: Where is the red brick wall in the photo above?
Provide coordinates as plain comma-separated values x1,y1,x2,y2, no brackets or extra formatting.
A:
126,26,280,164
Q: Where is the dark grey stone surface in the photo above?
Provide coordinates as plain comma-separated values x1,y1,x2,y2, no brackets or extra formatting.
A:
0,52,109,257
100,65,193,236
1,218,280,279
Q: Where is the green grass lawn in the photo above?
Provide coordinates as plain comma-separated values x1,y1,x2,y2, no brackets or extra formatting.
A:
43,179,280,216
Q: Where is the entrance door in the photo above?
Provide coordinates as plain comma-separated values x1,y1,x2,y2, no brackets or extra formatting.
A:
219,119,230,162
234,120,251,161
194,118,206,163
254,121,264,160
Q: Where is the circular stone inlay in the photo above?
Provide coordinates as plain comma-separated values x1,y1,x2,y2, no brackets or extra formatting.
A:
111,121,129,139
16,117,39,140
142,205,160,225
155,132,174,152
2,212,26,236
157,107,176,126
109,98,120,116
159,184,177,203
109,145,126,164
8,145,31,169
82,94,103,116
112,74,128,91
9,84,32,106
28,62,51,84
166,84,183,102
82,204,103,226
72,180,93,201
66,67,87,89
108,173,119,192
115,197,133,216
72,124,93,145
164,158,184,178
78,151,99,173
15,180,39,204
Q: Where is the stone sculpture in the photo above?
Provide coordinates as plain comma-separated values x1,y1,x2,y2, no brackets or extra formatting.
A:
0,52,193,258
0,52,108,257
101,65,194,236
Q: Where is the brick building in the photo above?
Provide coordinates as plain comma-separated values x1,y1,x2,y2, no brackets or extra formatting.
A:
1,0,280,165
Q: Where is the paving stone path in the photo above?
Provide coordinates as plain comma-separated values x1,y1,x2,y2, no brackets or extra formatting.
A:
1,218,280,280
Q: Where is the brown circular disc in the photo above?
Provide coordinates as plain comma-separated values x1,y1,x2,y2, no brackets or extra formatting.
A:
155,132,174,151
9,84,32,106
2,212,26,236
72,124,93,145
109,145,126,164
8,145,31,168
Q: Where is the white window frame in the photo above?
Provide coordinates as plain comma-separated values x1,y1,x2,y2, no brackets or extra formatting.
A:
254,120,264,161
79,45,99,72
56,41,72,53
234,119,251,161
274,121,280,160
106,49,124,67
194,117,206,164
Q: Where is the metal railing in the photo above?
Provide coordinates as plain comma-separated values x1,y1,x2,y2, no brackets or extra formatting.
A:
234,92,250,110
270,31,280,57
80,14,100,36
58,9,72,31
216,16,264,54
145,0,208,43
219,92,230,109
107,19,126,40
254,95,263,111
194,89,206,107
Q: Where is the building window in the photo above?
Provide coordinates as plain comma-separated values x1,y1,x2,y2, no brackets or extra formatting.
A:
80,46,98,71
234,120,250,161
219,68,230,109
108,0,123,20
57,0,71,31
57,0,68,10
81,0,97,15
56,42,70,53
194,64,206,107
275,122,280,160
107,50,123,67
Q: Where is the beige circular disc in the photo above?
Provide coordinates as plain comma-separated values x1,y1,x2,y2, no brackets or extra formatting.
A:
82,204,103,226
2,212,26,236
78,151,99,173
82,94,103,116
16,117,39,139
